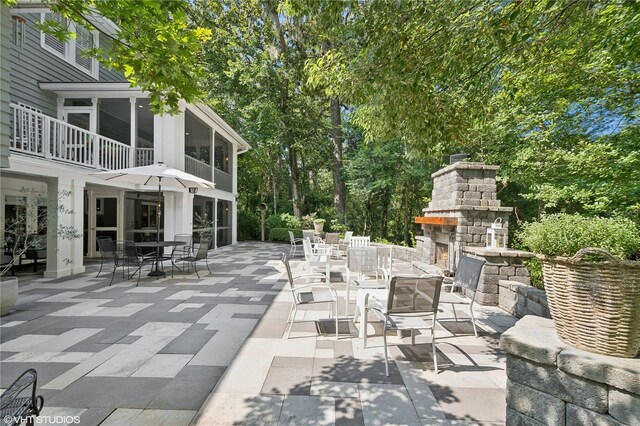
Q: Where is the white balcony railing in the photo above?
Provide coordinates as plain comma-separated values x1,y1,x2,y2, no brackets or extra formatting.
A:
185,154,212,181
9,103,131,170
136,148,154,166
214,168,232,192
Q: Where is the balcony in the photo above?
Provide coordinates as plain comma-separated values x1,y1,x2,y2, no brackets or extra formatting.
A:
184,154,212,181
9,103,131,170
136,148,154,166
214,168,232,192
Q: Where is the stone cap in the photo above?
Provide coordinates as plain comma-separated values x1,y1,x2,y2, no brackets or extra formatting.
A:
423,206,514,213
464,247,535,258
501,316,640,394
431,161,500,179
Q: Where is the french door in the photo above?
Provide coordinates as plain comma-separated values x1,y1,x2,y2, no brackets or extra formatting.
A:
87,194,120,257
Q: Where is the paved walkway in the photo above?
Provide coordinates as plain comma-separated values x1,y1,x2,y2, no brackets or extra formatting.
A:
0,242,516,425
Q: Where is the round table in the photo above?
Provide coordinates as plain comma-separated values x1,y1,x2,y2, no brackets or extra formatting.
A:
135,241,186,277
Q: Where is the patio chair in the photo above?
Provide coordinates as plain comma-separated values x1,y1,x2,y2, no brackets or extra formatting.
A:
123,241,157,286
377,245,393,274
96,236,115,277
302,237,332,279
288,230,303,256
175,238,213,278
365,275,444,375
324,232,340,257
438,255,486,337
171,233,193,271
281,254,338,339
349,236,371,247
302,230,316,242
0,368,44,426
345,247,387,316
337,231,354,255
97,237,126,285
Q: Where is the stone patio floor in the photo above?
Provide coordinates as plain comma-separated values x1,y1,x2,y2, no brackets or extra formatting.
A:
0,242,516,425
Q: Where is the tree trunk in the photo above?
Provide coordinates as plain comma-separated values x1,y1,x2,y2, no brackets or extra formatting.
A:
288,143,302,218
403,185,411,245
329,97,346,219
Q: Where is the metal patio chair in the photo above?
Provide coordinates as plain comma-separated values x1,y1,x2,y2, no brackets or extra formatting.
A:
438,255,486,337
171,233,193,271
345,246,387,317
97,236,126,285
288,230,304,256
282,254,338,339
175,238,213,278
365,275,444,375
302,237,332,279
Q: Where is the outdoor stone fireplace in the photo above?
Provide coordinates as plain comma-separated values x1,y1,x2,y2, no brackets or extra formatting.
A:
414,159,533,305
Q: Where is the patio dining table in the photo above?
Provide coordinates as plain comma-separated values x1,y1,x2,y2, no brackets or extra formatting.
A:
135,240,186,277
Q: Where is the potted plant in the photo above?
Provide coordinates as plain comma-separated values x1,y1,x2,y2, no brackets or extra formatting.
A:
313,218,325,233
518,214,640,357
1,188,81,316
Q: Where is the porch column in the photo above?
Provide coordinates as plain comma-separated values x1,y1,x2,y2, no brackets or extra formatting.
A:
90,98,98,134
231,198,237,245
129,97,137,167
45,177,85,278
153,106,185,169
213,198,218,249
170,191,193,237
162,191,175,254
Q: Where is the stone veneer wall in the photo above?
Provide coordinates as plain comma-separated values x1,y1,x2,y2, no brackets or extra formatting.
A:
501,316,640,425
462,247,533,305
498,280,550,319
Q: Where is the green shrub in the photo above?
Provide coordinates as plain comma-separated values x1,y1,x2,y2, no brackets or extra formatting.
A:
269,228,302,242
238,210,260,241
517,214,640,259
265,213,300,231
524,258,544,289
300,213,316,229
329,219,349,234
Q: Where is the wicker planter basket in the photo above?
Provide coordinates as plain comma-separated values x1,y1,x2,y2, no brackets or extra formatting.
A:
540,248,640,358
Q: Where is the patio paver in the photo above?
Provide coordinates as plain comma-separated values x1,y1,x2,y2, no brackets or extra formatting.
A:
1,242,513,425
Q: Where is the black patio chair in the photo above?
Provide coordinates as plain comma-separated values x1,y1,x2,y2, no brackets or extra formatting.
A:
0,368,44,426
175,238,212,278
123,241,157,286
96,236,125,285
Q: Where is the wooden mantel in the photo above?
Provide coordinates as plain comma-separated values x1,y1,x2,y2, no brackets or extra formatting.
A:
415,216,458,226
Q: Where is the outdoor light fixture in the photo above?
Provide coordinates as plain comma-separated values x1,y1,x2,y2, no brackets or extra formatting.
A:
486,217,508,249
188,187,198,194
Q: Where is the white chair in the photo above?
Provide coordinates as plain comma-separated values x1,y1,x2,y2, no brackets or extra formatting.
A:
376,245,392,274
338,231,354,254
302,230,316,241
438,255,486,337
349,236,371,247
324,232,340,257
281,254,338,339
365,275,444,375
288,230,303,256
302,237,332,279
345,247,386,316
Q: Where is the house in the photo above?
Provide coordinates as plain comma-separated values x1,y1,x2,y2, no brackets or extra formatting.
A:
0,3,250,278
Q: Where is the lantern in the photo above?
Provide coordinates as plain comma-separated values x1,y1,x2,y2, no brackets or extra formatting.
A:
486,218,508,249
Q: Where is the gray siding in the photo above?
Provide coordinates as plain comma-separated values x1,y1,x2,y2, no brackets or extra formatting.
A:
98,36,127,82
1,4,11,168
9,12,125,115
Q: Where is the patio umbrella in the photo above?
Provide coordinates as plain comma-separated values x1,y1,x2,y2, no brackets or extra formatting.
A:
92,162,215,244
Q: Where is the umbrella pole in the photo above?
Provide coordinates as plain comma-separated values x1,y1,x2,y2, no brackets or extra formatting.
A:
148,177,164,277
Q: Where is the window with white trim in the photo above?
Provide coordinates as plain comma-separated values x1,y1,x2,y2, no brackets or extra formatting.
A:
40,13,99,79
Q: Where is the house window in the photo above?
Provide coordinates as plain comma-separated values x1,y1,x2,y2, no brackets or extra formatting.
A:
40,13,99,79
11,16,26,48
